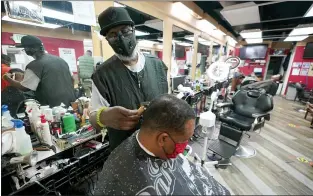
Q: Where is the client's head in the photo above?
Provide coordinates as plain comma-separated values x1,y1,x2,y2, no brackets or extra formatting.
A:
140,94,195,160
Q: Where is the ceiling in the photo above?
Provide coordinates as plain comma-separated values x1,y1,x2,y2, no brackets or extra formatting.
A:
1,1,195,44
194,1,313,42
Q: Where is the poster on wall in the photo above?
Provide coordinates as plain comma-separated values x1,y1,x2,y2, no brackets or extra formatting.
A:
308,63,313,77
291,68,300,76
302,62,310,69
292,62,302,68
71,1,96,26
300,68,309,76
59,48,77,72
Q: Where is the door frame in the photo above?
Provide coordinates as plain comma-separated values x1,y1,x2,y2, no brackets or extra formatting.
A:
263,55,286,80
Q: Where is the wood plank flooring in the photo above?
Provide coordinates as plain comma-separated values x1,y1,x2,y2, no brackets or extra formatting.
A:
190,96,313,195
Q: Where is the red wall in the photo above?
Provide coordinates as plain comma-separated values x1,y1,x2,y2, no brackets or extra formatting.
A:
1,32,84,73
235,47,269,76
287,46,313,90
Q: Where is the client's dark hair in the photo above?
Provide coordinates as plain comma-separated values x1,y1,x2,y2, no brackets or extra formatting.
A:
141,94,195,133
9,68,24,74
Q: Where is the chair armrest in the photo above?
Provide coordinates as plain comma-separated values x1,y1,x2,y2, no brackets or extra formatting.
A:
252,113,270,118
216,102,233,108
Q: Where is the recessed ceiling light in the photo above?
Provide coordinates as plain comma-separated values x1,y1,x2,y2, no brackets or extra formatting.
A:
289,26,313,36
240,29,262,39
284,35,308,42
246,38,263,44
304,4,313,17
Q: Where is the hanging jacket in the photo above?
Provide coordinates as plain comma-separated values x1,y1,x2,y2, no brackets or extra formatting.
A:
78,55,94,79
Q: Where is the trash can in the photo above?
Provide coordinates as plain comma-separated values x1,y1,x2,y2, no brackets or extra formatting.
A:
286,83,297,100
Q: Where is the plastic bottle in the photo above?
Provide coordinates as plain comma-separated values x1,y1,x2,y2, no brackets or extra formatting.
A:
2,105,13,120
1,105,14,130
11,119,33,155
39,115,53,146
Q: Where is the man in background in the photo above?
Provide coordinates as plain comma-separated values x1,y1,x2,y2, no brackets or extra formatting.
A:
78,50,94,97
3,35,76,107
1,54,11,91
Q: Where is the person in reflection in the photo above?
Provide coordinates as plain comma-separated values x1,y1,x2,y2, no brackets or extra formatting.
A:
94,94,230,195
89,7,168,151
3,35,76,107
1,54,11,91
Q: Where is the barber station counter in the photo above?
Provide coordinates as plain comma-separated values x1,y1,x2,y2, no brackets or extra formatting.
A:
2,131,110,196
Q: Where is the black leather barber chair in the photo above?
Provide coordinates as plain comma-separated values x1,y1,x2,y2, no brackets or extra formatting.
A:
208,89,274,159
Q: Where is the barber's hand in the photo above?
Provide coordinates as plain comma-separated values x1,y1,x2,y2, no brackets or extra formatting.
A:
2,73,12,81
100,106,141,130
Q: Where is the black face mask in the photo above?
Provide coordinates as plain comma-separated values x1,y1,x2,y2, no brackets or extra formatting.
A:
24,48,36,57
108,31,137,57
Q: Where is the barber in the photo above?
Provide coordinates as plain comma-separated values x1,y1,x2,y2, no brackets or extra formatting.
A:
90,7,168,151
3,35,76,107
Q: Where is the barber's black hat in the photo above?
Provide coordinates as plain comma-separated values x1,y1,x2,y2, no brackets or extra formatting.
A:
16,35,43,48
98,7,134,36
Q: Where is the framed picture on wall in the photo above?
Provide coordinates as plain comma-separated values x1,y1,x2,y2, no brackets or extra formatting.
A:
4,1,44,24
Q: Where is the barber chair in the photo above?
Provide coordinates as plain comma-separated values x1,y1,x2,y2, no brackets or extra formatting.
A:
208,89,273,159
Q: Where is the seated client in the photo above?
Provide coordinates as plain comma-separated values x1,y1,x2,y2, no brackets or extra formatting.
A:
94,94,230,195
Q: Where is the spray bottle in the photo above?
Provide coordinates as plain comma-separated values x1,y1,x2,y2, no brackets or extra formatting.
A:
11,120,33,156
39,115,53,146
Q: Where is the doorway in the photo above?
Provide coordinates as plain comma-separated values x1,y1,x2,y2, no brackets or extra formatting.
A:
264,55,285,80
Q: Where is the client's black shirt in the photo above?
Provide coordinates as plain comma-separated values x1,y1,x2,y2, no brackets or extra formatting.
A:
94,132,230,195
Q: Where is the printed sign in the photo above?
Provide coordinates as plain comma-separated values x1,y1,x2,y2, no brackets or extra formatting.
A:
59,48,77,72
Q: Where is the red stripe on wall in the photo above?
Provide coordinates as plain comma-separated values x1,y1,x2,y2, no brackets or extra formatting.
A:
1,32,84,73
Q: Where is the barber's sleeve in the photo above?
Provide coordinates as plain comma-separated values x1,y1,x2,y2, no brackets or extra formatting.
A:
20,69,40,91
89,81,110,114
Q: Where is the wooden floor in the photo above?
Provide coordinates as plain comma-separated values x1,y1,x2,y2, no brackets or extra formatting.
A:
190,96,313,195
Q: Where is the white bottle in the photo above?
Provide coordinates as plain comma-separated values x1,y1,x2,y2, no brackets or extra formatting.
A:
39,115,53,146
1,105,14,130
12,120,33,156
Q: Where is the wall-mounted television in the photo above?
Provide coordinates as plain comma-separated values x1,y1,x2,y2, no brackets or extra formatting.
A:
303,42,313,59
239,44,268,60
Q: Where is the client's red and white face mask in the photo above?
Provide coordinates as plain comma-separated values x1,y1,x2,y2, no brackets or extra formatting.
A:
164,135,189,159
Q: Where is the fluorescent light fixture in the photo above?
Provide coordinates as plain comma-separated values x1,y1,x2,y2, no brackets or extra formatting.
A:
197,19,216,31
135,30,149,36
246,38,263,44
289,26,313,36
114,2,125,7
173,2,202,19
42,8,74,22
284,35,308,42
2,16,61,29
240,29,262,39
304,4,313,17
213,29,226,36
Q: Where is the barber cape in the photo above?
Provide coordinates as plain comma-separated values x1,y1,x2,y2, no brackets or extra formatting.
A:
94,132,230,195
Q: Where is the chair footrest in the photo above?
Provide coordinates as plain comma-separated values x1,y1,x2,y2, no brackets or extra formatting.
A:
208,139,237,159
